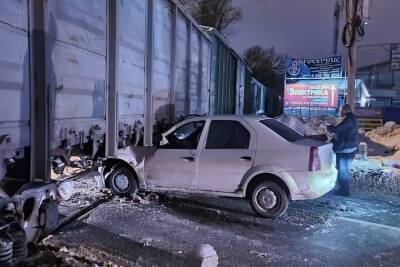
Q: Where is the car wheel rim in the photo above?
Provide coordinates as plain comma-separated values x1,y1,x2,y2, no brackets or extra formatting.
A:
257,188,279,210
114,173,130,192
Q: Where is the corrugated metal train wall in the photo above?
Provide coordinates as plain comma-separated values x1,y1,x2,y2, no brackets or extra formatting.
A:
0,0,212,182
0,0,30,180
0,0,270,183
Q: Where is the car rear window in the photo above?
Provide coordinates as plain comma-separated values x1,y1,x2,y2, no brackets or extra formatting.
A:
260,119,305,142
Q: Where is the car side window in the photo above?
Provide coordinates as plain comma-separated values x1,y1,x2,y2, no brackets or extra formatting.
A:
164,121,205,149
206,120,250,149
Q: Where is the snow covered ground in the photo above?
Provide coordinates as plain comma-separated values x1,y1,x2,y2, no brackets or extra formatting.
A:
353,122,400,195
24,176,400,266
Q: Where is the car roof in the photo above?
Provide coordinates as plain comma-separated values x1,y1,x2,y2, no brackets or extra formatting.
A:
188,115,273,122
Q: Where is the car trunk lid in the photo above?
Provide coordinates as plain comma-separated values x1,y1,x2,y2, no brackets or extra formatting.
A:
294,139,334,171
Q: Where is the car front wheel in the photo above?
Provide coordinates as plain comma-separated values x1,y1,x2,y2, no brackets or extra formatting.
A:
250,181,288,218
107,167,138,197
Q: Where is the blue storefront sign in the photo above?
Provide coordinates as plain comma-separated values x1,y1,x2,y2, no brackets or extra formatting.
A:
285,56,342,79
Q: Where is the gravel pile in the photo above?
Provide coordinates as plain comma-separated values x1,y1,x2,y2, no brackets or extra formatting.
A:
365,122,400,152
366,121,400,141
351,160,400,195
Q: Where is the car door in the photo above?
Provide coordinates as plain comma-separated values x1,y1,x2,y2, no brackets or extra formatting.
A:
197,119,256,192
144,120,206,189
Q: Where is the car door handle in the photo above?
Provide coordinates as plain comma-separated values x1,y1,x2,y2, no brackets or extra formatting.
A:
182,156,195,162
240,156,252,161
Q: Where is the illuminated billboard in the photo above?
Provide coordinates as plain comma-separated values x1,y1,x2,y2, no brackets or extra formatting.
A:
284,80,339,107
286,56,342,79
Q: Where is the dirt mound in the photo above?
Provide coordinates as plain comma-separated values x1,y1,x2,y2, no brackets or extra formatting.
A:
365,121,400,148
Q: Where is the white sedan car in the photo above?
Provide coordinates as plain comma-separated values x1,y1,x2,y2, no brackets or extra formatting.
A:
101,116,337,218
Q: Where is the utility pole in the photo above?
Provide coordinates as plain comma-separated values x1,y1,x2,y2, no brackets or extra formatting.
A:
346,40,357,109
343,0,368,110
332,0,343,55
345,0,357,109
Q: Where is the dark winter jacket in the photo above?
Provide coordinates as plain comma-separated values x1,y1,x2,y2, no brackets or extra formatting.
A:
327,112,359,153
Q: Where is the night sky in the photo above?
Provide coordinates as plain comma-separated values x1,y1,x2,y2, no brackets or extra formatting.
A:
228,0,400,59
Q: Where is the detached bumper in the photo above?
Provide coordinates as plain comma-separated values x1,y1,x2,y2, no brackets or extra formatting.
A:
296,166,337,200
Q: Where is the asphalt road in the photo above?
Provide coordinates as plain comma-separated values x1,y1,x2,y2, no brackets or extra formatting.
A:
31,184,400,267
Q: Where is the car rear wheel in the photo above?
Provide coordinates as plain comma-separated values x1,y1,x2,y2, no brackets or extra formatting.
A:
107,167,138,197
250,181,288,218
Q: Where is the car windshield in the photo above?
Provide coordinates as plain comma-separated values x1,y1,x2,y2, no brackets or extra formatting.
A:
164,121,205,149
260,119,305,142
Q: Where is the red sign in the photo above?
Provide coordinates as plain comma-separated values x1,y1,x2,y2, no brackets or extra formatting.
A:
354,107,384,119
284,81,339,107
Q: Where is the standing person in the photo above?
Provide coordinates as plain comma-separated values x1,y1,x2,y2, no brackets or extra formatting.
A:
327,104,359,196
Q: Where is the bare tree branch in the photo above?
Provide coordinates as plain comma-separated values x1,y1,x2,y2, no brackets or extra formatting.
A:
244,46,286,95
178,0,242,37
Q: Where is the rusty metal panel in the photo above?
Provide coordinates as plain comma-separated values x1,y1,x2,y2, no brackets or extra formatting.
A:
152,0,173,121
0,14,30,179
174,12,189,118
45,0,107,56
118,0,147,126
190,27,201,114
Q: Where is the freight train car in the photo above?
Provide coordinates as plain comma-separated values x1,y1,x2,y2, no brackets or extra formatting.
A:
0,0,271,257
44,0,212,170
243,78,268,115
0,0,211,257
200,26,268,116
0,0,66,261
202,26,242,115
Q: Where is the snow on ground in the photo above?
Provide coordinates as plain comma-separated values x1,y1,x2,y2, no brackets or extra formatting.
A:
351,159,400,194
27,186,400,266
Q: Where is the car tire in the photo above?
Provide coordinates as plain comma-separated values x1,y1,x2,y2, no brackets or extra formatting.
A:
250,181,288,218
107,166,138,197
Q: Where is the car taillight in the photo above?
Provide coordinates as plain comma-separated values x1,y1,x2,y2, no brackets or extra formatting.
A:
309,146,321,172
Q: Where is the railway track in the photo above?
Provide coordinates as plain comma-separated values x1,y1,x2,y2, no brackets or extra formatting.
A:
46,196,112,240
43,170,112,240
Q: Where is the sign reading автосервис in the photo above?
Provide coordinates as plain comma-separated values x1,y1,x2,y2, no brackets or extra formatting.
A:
284,80,339,107
286,56,342,79
391,44,400,70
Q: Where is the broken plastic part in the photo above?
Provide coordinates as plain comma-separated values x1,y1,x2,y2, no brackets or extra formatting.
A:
57,181,75,201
